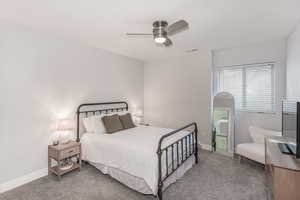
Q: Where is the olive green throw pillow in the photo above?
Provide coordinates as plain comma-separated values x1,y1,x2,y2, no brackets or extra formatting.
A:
119,113,136,129
101,114,124,133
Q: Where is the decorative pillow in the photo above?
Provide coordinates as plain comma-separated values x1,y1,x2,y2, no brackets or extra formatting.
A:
119,113,136,129
91,115,106,134
101,114,124,133
249,126,282,144
82,117,95,133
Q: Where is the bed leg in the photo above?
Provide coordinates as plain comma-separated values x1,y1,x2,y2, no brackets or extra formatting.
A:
195,143,199,164
194,124,199,164
157,185,163,200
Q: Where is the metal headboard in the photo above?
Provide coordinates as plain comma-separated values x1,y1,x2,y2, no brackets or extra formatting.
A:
76,101,129,142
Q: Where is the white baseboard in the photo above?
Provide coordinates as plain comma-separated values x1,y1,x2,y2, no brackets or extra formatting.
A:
200,143,212,151
0,168,48,194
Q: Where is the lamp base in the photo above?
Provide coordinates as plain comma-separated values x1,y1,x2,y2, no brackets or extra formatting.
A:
58,130,74,145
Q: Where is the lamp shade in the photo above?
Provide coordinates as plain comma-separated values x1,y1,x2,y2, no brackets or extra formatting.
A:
56,118,75,131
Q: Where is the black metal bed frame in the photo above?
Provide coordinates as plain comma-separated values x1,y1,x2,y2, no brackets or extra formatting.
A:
76,102,198,200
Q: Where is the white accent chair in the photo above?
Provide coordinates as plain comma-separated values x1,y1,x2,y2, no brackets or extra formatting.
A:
236,126,282,164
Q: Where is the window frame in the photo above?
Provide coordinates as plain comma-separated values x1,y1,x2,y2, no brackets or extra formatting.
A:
215,62,276,114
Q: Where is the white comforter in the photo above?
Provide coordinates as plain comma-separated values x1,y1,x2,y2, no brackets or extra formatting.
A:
81,125,192,194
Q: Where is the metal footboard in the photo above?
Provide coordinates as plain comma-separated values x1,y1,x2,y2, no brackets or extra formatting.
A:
156,122,198,200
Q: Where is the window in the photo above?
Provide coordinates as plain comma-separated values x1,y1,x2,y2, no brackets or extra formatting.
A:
217,63,275,113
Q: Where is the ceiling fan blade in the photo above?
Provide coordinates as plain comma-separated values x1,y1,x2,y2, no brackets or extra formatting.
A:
167,20,189,36
126,33,153,37
163,37,173,47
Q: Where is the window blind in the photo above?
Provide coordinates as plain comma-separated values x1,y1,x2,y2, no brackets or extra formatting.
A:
283,99,299,114
217,63,275,113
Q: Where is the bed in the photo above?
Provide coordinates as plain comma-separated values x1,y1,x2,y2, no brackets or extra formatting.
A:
76,102,198,200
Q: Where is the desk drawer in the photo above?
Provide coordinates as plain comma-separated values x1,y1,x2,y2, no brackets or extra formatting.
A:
60,146,80,159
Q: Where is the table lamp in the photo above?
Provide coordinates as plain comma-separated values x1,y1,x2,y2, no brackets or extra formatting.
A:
53,118,75,145
132,110,144,124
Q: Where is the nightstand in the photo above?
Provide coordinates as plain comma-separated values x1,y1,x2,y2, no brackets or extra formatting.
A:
48,141,81,180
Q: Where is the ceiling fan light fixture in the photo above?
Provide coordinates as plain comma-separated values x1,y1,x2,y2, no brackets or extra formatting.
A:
154,36,166,43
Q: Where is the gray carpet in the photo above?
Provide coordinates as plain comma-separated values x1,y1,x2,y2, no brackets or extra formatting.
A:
0,151,267,200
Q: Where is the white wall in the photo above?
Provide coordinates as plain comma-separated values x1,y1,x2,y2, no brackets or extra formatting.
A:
0,21,144,188
287,22,300,99
144,52,212,145
213,40,286,143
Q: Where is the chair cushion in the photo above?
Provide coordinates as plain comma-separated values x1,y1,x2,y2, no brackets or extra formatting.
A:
249,126,281,144
236,143,265,164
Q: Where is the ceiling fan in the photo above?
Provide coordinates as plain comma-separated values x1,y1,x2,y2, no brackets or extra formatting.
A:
126,20,189,47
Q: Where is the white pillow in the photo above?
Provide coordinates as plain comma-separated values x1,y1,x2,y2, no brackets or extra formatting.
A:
82,117,95,133
91,115,106,134
249,126,282,144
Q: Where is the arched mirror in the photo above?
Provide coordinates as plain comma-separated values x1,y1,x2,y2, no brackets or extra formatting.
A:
212,92,235,156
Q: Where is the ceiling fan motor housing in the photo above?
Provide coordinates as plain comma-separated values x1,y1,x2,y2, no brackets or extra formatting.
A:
153,20,168,39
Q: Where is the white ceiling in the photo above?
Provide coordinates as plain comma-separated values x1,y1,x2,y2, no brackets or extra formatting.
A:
0,0,300,62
